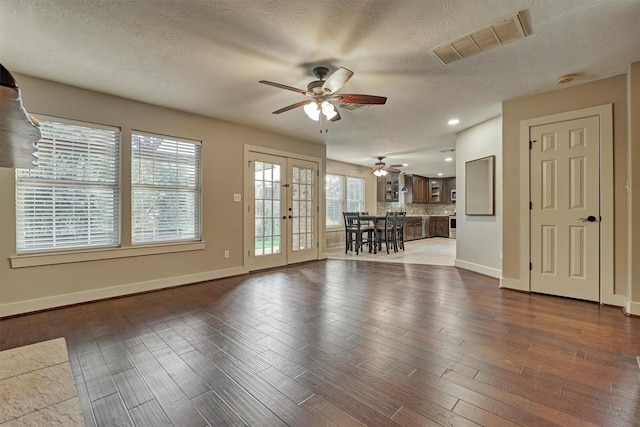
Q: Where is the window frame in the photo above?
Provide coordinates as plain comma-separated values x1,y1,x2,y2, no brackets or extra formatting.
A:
131,130,202,245
346,176,365,214
325,174,345,228
325,173,365,229
15,115,121,254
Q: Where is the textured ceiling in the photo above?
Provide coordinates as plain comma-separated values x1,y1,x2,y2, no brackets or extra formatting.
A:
1,0,639,176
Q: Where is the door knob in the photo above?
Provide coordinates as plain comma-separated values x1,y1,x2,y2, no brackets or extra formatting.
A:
282,216,287,220
578,215,597,222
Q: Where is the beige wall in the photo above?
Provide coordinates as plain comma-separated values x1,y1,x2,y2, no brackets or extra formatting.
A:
0,74,325,316
627,62,640,314
502,73,630,301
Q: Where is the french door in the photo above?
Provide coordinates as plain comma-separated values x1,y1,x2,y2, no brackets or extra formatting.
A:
246,151,319,270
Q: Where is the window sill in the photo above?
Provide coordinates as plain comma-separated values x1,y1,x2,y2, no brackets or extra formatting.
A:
10,241,206,268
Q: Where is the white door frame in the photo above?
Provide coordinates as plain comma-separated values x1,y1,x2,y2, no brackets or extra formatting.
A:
517,104,621,305
243,145,322,271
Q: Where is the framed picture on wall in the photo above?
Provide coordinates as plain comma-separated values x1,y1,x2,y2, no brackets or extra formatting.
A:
465,155,495,216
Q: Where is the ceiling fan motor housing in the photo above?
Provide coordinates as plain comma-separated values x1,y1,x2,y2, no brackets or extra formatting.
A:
306,80,328,95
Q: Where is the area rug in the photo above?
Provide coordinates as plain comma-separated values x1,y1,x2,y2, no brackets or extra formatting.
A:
0,337,84,426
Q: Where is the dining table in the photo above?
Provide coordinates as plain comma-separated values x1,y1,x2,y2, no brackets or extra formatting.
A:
359,215,387,254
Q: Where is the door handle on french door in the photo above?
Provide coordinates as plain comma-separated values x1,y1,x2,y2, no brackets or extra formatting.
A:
282,216,287,220
578,215,597,222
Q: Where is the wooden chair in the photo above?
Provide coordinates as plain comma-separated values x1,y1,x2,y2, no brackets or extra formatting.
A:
395,212,406,251
375,212,397,254
343,212,373,255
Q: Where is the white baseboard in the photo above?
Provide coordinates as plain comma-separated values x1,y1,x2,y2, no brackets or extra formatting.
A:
626,300,640,316
454,259,501,279
499,277,529,292
0,266,248,318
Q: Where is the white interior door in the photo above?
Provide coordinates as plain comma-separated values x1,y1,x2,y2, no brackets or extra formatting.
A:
530,116,600,301
246,152,318,271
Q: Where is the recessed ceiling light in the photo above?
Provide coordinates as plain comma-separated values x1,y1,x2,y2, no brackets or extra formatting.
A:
445,157,453,162
437,172,443,176
448,119,460,125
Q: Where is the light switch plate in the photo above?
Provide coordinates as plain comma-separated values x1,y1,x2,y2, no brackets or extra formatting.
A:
233,193,241,202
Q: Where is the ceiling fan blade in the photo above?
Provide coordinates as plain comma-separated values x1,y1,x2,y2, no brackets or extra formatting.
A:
259,80,307,95
322,67,354,93
337,94,387,105
272,100,311,114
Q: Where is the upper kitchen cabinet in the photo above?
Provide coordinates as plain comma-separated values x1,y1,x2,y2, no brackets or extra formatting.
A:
377,171,399,202
443,178,457,204
429,178,442,203
405,175,429,203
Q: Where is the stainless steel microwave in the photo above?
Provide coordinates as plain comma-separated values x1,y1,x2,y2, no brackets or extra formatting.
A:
451,189,456,201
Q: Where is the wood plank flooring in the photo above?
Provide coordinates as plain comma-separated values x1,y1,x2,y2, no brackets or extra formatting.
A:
2,260,640,426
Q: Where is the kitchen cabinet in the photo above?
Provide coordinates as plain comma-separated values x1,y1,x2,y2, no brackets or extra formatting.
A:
377,172,399,202
429,216,449,237
404,217,423,241
406,175,429,203
429,178,443,204
442,178,457,204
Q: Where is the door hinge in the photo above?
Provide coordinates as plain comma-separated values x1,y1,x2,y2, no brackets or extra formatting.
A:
248,160,252,167
530,202,532,210
317,241,319,248
529,140,536,149
248,250,251,257
529,262,532,270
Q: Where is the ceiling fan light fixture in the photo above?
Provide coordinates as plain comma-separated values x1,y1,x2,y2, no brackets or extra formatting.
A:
321,101,337,120
373,169,387,177
303,102,320,121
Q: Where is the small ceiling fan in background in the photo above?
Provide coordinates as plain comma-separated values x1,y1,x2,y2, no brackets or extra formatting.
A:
259,66,387,123
371,156,407,176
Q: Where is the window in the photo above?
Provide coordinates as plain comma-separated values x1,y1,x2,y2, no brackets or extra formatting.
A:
15,118,120,252
346,177,365,212
325,174,344,227
131,132,201,244
325,174,365,227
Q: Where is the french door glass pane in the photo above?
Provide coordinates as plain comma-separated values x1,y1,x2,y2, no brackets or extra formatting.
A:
291,166,314,251
254,161,281,256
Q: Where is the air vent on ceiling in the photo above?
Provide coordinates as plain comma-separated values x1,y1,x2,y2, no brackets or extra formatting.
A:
432,12,528,65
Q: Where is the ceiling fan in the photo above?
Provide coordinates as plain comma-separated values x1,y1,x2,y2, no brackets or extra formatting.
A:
371,156,407,176
259,66,386,122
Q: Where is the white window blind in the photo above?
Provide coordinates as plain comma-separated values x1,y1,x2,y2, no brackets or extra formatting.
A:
346,177,365,212
325,174,344,227
15,119,120,252
131,132,201,244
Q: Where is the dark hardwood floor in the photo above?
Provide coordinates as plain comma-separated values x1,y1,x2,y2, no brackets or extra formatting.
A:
2,260,640,426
